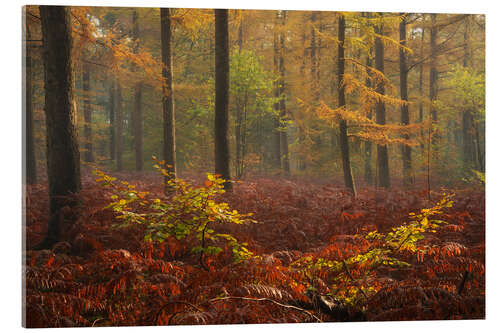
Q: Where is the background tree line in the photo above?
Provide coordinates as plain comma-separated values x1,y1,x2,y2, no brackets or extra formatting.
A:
23,6,485,246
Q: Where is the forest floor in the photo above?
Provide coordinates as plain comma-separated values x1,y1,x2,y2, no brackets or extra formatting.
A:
24,171,485,327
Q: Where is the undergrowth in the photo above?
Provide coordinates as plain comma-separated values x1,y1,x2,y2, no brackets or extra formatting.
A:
24,171,485,327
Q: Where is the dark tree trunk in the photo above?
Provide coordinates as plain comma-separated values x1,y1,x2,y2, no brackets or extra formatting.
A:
364,43,373,185
116,81,123,171
337,15,356,195
109,79,116,160
374,18,390,188
272,12,281,170
297,17,307,172
82,61,94,163
161,8,177,185
132,10,143,171
474,122,484,172
311,11,319,100
279,11,290,175
38,5,81,248
214,9,232,191
235,15,243,179
399,14,412,186
462,15,475,170
429,14,438,124
24,17,37,184
419,27,425,155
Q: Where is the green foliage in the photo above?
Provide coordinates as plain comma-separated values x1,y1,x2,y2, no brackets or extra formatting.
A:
439,65,485,121
230,48,276,113
291,194,454,305
93,162,258,264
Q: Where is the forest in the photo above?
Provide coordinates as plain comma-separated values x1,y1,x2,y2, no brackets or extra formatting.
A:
23,5,485,327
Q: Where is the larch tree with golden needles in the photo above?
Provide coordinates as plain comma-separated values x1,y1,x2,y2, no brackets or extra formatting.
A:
374,14,390,189
337,14,356,195
399,13,412,187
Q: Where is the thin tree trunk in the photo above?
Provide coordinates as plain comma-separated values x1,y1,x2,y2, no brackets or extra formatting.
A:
132,10,143,171
399,14,412,186
214,9,232,190
241,92,248,177
109,79,116,160
161,8,177,184
38,5,81,248
116,81,123,171
24,17,37,184
279,10,290,175
272,12,281,170
462,14,475,170
375,17,390,189
429,14,438,125
428,13,438,192
419,27,425,156
364,43,373,185
82,61,94,163
311,11,319,101
235,15,243,179
474,122,484,172
337,14,356,195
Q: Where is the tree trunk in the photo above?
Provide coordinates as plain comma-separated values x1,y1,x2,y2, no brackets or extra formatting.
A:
24,16,37,184
337,14,356,195
116,81,123,171
364,43,373,185
419,27,425,155
374,18,390,188
462,14,475,170
38,5,81,248
109,79,116,160
399,14,412,186
272,12,281,170
235,15,243,179
214,9,232,191
279,11,290,175
297,17,307,172
429,14,438,124
311,11,319,100
161,8,177,185
82,61,94,163
132,10,143,171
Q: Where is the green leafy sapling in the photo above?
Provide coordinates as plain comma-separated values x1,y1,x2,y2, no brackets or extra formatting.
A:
94,160,258,267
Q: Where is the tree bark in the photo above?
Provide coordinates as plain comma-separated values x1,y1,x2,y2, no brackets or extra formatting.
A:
374,18,390,188
419,27,425,155
311,11,319,100
337,14,356,195
399,14,412,186
235,15,243,179
116,81,123,171
429,14,438,123
161,8,177,185
109,79,116,160
461,14,475,170
272,12,281,170
82,61,94,163
132,10,143,171
278,11,290,175
364,47,373,185
24,15,37,184
38,5,81,247
214,9,232,190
